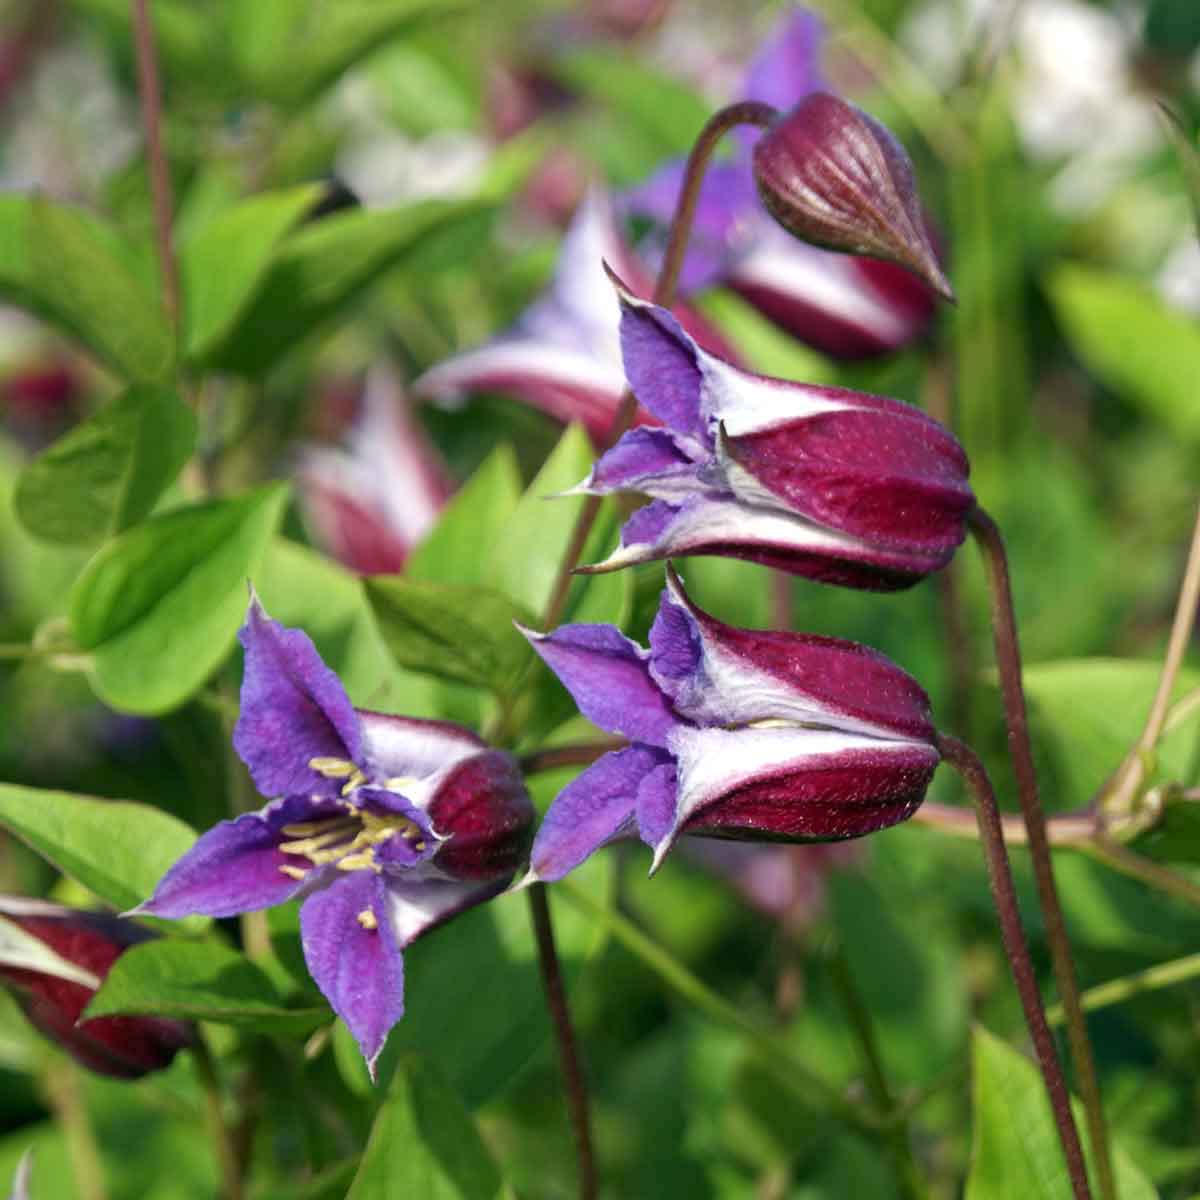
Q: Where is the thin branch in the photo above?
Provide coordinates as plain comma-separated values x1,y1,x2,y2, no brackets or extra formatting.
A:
130,0,180,331
912,802,1095,846
969,506,1114,1200
936,734,1092,1200
519,739,626,775
192,1034,244,1200
527,884,597,1200
1047,950,1200,1025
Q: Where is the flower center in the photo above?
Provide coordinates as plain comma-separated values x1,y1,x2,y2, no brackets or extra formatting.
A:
276,805,427,881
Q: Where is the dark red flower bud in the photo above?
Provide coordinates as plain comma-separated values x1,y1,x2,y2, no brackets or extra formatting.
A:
0,898,192,1079
752,92,953,302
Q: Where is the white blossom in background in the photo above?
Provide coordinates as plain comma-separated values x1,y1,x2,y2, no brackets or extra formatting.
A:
1156,236,1200,317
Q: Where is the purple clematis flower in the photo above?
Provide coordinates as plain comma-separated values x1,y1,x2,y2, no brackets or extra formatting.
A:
574,279,974,589
521,566,940,881
137,599,534,1075
296,367,453,575
622,8,940,358
415,189,737,443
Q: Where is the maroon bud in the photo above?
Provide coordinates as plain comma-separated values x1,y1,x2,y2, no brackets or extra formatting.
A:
0,898,192,1079
752,92,953,302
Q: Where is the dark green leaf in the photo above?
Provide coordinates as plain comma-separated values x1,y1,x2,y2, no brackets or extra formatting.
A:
365,577,534,694
181,184,322,359
14,387,196,545
86,940,326,1034
69,484,289,714
346,1055,505,1200
0,784,199,915
966,1026,1157,1199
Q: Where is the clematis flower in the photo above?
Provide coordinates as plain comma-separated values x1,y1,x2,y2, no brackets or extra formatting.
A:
0,896,192,1079
296,367,453,575
622,8,940,359
521,566,940,881
574,281,974,589
137,598,534,1075
415,189,737,443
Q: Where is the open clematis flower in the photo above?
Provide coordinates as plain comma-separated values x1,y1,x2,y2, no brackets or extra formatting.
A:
415,189,737,443
0,896,193,1079
574,280,973,589
137,598,534,1075
521,567,940,881
622,8,940,358
296,367,453,575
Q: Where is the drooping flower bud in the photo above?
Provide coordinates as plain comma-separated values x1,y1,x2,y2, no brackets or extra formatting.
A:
752,92,954,302
0,897,192,1079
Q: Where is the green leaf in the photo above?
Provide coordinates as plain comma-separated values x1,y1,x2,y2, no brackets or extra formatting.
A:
1158,105,1200,236
14,387,196,545
407,445,522,587
0,196,174,381
365,577,534,694
1047,265,1200,444
209,199,490,375
247,0,449,107
346,1055,506,1200
86,940,326,1034
69,484,289,714
966,1026,1158,1199
1022,659,1200,804
180,184,322,360
0,784,198,915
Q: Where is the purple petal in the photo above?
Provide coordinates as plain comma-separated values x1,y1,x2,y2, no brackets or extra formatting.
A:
635,761,679,863
522,623,677,746
300,871,403,1078
528,745,669,882
234,598,365,800
741,10,827,116
136,796,338,919
358,711,487,780
670,724,939,840
617,290,708,443
586,427,703,499
655,566,936,741
384,876,509,947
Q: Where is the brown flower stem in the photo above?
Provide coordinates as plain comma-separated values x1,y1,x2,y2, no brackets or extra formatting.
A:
541,100,777,631
912,802,1096,846
192,1033,244,1200
519,739,627,775
527,883,598,1200
936,734,1092,1200
968,505,1114,1200
769,570,792,631
130,0,180,332
827,946,929,1200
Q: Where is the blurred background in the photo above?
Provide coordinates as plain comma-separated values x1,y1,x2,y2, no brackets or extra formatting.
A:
1,1,1199,1196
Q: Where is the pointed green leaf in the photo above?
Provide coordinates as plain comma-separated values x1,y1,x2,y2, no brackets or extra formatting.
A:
69,485,289,713
365,577,534,694
346,1055,506,1200
86,940,326,1034
181,184,322,359
0,784,198,915
14,387,196,545
407,445,522,587
967,1026,1158,1199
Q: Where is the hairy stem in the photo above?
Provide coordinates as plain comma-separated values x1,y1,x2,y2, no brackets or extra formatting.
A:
936,734,1092,1200
556,878,885,1136
828,946,929,1200
130,0,179,331
192,1034,244,1200
969,506,1113,1200
528,884,598,1200
541,100,776,631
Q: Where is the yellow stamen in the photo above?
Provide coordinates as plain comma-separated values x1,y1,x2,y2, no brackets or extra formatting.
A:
384,776,419,792
308,757,357,778
278,865,309,881
280,816,358,839
336,851,380,873
356,909,378,931
340,769,368,797
278,827,358,857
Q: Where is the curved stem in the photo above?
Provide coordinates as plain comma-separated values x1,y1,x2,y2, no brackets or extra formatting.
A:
130,0,179,331
192,1034,244,1200
519,739,626,775
556,877,884,1136
527,884,598,1200
968,506,1114,1200
912,802,1095,846
936,735,1092,1200
541,99,777,631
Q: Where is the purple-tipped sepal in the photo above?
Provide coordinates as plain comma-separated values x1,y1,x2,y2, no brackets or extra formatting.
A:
138,601,535,1077
752,92,953,301
524,567,940,881
0,897,193,1079
577,284,973,589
